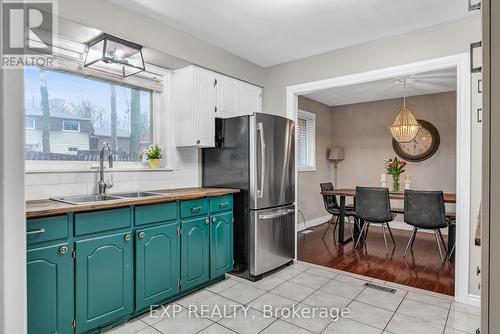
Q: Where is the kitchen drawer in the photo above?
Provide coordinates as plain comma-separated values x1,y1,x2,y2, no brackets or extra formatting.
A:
210,195,233,213
135,202,178,226
180,198,209,219
27,215,69,246
74,207,132,236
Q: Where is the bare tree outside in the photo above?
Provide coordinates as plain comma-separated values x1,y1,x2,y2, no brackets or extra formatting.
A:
110,85,118,150
129,90,141,160
39,69,51,153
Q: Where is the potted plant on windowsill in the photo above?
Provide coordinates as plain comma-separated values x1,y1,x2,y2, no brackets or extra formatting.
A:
385,157,406,193
144,144,163,169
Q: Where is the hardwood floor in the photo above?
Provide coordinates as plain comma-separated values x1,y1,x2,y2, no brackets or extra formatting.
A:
297,222,455,296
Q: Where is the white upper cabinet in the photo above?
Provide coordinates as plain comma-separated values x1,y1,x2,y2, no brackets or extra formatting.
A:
174,66,216,147
215,75,241,118
174,65,262,147
240,82,262,116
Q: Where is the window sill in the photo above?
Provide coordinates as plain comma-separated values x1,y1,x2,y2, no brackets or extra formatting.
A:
297,166,317,172
25,167,175,174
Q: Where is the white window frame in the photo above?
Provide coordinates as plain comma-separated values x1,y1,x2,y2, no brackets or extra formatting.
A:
62,120,80,132
296,109,316,172
25,117,35,129
25,62,173,173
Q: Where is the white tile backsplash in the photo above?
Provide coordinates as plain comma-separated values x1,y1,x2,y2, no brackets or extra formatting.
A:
25,148,201,200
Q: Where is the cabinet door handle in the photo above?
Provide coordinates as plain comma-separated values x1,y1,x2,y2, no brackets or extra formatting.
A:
470,41,482,73
124,234,132,242
191,206,203,212
27,228,46,235
218,202,229,208
138,231,145,239
205,218,210,225
59,246,68,254
468,0,481,11
477,108,483,123
212,217,217,223
478,79,483,93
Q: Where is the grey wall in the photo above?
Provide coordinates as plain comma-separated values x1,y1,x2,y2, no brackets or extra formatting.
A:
58,0,267,86
264,15,481,116
332,92,457,198
297,97,334,223
299,92,457,222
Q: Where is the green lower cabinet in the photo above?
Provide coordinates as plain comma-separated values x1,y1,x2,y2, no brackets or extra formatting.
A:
181,217,210,291
27,243,74,334
210,212,234,279
75,232,133,333
135,222,181,310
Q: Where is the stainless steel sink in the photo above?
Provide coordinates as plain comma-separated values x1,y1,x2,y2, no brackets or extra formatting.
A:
112,192,164,198
50,194,124,205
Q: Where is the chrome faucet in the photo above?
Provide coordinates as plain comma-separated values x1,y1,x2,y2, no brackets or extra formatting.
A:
98,142,113,195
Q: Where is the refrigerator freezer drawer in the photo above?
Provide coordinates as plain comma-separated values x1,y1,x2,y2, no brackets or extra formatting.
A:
249,204,295,276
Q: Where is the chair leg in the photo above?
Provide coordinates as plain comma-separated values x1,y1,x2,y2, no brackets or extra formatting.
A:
354,222,367,248
447,242,456,261
386,223,396,246
382,225,389,255
322,216,334,240
403,227,417,257
437,229,448,254
434,230,446,263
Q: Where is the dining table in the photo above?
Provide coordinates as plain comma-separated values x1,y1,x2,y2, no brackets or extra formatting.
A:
320,188,457,244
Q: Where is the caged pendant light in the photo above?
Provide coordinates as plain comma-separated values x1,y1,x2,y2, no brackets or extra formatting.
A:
389,77,421,143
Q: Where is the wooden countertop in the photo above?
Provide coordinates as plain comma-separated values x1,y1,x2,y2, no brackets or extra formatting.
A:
26,187,240,219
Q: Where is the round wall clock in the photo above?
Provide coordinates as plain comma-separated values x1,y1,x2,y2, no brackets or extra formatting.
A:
392,119,440,162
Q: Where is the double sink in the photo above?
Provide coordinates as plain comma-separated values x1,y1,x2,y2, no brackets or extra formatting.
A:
51,191,166,205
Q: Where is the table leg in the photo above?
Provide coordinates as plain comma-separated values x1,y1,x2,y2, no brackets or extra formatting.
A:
338,196,347,244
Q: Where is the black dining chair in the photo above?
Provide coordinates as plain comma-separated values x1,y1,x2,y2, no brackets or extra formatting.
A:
403,190,448,263
320,183,358,242
354,186,397,254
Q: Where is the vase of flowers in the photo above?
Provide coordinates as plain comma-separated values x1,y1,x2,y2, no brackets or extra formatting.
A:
385,157,407,192
144,144,163,169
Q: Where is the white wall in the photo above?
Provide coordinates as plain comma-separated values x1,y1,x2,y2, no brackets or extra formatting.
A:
0,68,27,333
58,0,267,86
264,15,481,117
25,149,199,200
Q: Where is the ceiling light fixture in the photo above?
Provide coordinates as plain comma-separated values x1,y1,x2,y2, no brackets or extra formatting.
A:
389,77,421,143
84,33,145,77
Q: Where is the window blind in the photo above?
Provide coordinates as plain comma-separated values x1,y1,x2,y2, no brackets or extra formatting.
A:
297,112,315,168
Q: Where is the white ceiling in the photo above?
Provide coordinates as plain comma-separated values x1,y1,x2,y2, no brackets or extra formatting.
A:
303,68,457,106
108,0,473,67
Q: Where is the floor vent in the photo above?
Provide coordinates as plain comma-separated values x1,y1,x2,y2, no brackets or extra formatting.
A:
363,282,397,294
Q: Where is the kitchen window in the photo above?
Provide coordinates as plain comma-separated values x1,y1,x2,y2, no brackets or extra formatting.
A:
297,109,316,172
24,66,161,170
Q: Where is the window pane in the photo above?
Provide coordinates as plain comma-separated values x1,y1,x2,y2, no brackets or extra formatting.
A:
24,67,152,162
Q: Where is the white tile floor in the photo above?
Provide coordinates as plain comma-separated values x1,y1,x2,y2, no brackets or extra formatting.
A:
106,261,480,334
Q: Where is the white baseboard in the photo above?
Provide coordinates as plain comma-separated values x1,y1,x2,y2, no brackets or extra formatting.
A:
466,293,481,307
297,215,447,235
297,215,330,232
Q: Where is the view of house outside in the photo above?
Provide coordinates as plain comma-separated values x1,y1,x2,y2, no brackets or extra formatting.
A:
24,67,152,162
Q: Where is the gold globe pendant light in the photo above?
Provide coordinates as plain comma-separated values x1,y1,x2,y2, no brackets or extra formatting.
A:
389,77,421,143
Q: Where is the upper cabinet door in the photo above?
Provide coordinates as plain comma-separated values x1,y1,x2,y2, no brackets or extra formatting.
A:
240,82,262,115
216,75,241,118
194,67,217,147
27,243,74,334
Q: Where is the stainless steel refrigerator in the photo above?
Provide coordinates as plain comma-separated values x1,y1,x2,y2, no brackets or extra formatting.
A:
202,113,295,281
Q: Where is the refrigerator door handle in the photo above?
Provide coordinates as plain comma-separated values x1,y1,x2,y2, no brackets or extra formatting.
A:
257,122,266,199
258,209,295,220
